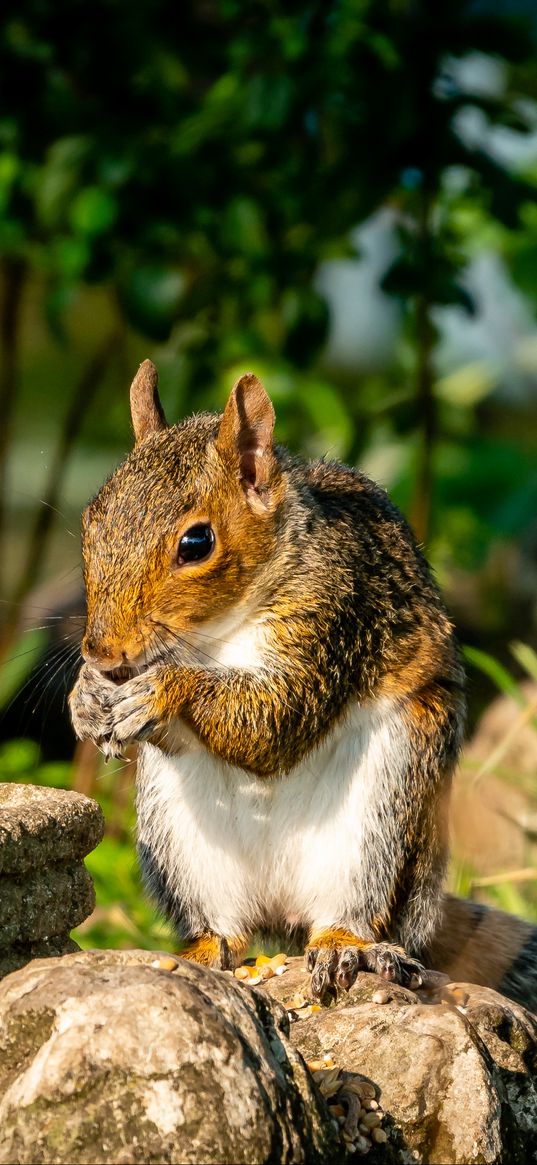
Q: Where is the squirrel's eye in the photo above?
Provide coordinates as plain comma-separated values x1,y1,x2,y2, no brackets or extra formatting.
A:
177,523,215,566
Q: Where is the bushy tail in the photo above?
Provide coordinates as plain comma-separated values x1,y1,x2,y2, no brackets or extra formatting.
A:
427,894,537,1013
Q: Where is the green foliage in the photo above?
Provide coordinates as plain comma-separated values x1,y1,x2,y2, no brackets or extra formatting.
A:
2,0,537,944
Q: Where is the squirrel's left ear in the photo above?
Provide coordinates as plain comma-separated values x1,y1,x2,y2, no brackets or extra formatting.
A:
216,372,276,504
130,360,168,444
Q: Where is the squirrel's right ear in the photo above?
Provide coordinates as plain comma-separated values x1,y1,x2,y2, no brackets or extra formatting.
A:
129,360,168,444
216,372,276,506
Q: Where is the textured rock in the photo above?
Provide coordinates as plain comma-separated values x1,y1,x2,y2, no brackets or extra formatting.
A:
0,950,342,1165
0,784,104,875
263,958,537,1165
0,864,95,949
0,785,105,979
0,937,78,981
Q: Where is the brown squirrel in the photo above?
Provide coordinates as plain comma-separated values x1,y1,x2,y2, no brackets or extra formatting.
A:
69,361,536,1008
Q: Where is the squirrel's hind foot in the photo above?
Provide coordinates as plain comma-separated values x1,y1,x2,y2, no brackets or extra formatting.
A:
306,931,429,1004
179,933,248,970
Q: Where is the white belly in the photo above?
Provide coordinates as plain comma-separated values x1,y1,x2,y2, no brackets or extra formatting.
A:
136,698,408,937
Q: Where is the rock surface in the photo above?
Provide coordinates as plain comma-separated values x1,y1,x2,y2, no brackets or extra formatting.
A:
0,949,341,1165
0,783,104,874
0,785,104,979
1,949,536,1164
263,957,537,1165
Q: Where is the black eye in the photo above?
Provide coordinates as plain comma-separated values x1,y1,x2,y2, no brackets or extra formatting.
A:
177,523,215,565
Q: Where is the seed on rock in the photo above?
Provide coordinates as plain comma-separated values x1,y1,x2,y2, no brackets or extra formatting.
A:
343,1079,376,1100
285,993,307,1010
152,956,178,972
372,989,390,1005
355,1135,371,1154
234,966,251,980
372,1128,388,1144
269,952,288,969
362,1111,381,1128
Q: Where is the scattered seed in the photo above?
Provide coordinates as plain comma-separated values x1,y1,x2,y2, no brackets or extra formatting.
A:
372,1128,388,1144
151,956,178,972
372,989,390,1005
284,993,307,1010
362,1111,381,1129
342,1080,376,1100
234,967,250,980
275,964,287,975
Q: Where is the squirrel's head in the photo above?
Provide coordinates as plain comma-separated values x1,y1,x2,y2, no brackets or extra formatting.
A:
81,360,287,676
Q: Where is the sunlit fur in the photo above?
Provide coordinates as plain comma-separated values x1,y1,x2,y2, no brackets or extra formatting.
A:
73,369,465,966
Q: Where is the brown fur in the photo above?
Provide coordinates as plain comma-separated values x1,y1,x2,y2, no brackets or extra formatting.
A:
71,363,468,999
180,933,248,970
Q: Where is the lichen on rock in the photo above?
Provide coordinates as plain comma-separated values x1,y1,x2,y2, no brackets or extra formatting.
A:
0,950,342,1165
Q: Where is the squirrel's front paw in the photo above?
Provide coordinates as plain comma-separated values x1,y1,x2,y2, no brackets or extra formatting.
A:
69,664,116,750
103,672,161,757
306,932,429,1004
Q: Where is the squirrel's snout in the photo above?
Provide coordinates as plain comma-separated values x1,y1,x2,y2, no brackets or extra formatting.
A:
81,633,143,685
82,634,125,670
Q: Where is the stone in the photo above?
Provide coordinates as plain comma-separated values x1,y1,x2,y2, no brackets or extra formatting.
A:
0,938,79,981
0,950,342,1165
263,957,537,1165
0,864,95,949
0,785,105,979
0,784,104,875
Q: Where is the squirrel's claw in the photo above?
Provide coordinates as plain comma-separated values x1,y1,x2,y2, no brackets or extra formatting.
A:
69,663,161,758
307,940,430,1004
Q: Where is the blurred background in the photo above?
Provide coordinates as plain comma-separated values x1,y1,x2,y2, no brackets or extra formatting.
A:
1,0,537,952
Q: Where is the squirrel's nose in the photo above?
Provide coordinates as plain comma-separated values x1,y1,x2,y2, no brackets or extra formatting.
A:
82,636,119,668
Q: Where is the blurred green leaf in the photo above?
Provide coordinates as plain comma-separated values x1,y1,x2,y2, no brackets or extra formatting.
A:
511,642,537,683
0,629,47,711
0,737,40,777
119,266,186,340
463,646,525,705
69,188,118,237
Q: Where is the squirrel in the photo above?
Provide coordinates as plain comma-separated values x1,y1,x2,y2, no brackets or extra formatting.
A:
69,359,531,1007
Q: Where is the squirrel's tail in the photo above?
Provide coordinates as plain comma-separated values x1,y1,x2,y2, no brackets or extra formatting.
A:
427,893,537,1013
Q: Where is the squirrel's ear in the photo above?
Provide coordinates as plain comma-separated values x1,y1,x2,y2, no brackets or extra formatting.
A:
216,372,275,499
129,360,168,444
